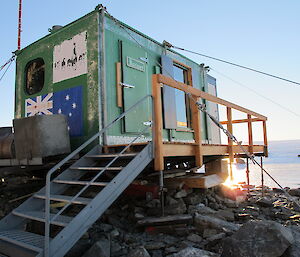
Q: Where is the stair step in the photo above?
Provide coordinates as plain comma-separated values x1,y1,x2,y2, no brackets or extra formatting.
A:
12,211,72,227
0,230,46,253
85,153,137,158
53,179,108,187
34,194,91,205
70,166,123,171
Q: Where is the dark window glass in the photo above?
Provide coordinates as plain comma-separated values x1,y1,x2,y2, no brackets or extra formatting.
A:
173,64,190,128
25,58,45,95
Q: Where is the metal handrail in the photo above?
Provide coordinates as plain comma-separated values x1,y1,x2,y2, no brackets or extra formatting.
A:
44,94,153,256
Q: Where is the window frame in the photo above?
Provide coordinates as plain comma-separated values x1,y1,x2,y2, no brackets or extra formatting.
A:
173,60,194,132
24,57,45,96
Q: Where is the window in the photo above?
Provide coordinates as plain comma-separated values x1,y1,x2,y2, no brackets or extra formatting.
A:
173,63,191,128
25,58,45,95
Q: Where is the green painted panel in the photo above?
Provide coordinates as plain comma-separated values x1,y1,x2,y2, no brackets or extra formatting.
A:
13,10,217,149
121,41,150,133
14,11,99,150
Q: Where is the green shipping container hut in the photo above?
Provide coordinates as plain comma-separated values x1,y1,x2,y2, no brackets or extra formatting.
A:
14,8,221,150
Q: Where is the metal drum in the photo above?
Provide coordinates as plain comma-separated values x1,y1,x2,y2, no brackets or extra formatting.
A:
0,128,15,159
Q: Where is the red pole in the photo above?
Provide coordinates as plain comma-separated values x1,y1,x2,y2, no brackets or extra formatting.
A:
17,0,22,50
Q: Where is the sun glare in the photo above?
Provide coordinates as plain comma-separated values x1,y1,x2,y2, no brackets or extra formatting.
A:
223,161,247,189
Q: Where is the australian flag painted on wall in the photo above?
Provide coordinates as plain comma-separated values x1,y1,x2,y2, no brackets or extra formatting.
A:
25,85,83,137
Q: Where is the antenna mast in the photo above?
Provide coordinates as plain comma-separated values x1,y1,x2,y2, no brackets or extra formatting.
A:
17,0,22,50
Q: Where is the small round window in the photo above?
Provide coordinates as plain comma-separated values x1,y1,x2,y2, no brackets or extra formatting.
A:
25,58,45,95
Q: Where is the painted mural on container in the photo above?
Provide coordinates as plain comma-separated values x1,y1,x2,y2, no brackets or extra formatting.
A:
25,85,83,136
53,31,88,83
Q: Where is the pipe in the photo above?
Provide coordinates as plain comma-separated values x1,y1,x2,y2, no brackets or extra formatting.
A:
246,157,250,196
99,7,108,146
159,170,165,216
261,156,264,196
17,0,22,50
0,134,14,159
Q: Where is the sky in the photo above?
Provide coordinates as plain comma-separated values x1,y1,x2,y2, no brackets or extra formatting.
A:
1,0,300,142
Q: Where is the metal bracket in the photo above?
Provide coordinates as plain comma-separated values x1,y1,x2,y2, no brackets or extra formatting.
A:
139,57,148,63
120,82,135,89
143,121,152,127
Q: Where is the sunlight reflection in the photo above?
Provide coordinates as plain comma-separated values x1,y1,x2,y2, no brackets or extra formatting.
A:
223,159,247,189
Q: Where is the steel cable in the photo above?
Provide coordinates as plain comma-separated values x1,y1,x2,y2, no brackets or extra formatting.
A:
0,55,15,83
103,7,300,208
171,45,300,87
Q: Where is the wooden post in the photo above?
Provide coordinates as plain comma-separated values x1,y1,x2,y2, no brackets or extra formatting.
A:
152,75,164,171
261,156,264,196
262,121,268,157
247,114,253,154
191,96,203,167
116,62,122,108
227,107,234,179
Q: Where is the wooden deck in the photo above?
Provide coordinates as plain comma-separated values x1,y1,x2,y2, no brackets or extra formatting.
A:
162,142,265,157
107,73,267,188
152,74,268,171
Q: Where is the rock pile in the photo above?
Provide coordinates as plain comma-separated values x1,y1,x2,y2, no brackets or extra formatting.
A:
1,168,300,257
65,184,300,257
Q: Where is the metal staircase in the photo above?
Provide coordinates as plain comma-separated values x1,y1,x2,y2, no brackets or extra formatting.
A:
0,95,153,257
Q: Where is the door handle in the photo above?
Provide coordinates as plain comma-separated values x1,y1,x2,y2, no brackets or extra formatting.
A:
120,82,135,89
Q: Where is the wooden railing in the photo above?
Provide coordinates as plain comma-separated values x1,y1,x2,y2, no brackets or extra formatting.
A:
152,74,268,171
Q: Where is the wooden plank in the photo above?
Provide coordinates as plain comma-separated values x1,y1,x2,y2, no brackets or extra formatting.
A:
191,96,202,167
202,144,227,155
162,143,265,157
232,145,264,154
137,214,193,227
247,114,253,154
163,143,194,157
116,62,122,107
156,74,267,120
220,118,263,125
176,174,224,188
152,75,164,171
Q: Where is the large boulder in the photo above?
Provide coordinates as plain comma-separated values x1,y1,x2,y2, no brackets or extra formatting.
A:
128,246,151,257
282,225,300,257
221,220,294,257
171,246,219,257
288,188,300,197
194,214,239,234
164,198,187,215
82,239,110,257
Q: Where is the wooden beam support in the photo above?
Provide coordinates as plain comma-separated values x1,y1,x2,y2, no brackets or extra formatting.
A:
227,107,234,179
191,96,202,167
156,74,267,120
247,114,253,154
116,62,122,108
152,75,164,171
220,117,263,125
162,143,265,157
263,120,268,157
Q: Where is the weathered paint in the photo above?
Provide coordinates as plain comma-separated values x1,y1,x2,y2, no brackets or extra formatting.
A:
53,31,88,83
15,11,99,149
104,15,209,144
14,9,220,150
